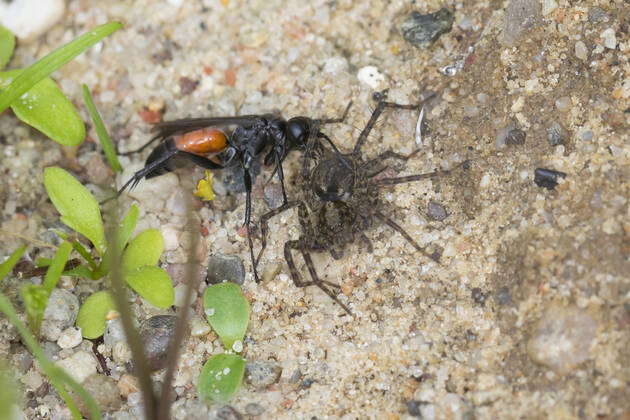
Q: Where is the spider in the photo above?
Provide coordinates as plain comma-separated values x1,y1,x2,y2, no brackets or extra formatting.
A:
253,92,469,314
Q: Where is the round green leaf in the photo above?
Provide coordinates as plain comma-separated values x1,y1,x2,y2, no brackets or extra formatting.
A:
0,70,85,146
203,283,250,350
76,291,116,339
0,25,15,69
43,167,106,254
198,353,245,404
122,229,164,272
124,266,173,309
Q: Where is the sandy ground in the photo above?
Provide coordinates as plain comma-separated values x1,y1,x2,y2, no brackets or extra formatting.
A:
1,0,628,419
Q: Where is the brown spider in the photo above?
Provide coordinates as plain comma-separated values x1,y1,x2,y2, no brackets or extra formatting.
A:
254,93,468,314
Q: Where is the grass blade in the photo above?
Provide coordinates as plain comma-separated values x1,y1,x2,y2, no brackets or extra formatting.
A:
0,25,15,70
82,84,122,172
0,21,122,114
0,245,26,282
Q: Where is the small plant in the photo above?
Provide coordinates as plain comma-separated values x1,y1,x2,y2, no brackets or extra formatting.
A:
0,22,121,146
41,166,174,338
198,283,250,403
0,247,102,420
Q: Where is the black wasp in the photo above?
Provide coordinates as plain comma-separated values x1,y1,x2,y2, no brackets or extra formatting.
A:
108,104,351,281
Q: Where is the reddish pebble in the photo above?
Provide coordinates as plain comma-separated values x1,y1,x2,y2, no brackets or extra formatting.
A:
138,107,163,124
225,68,237,86
236,225,248,238
203,66,214,75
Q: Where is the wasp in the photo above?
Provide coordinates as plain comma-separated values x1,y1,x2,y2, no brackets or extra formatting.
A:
108,104,351,281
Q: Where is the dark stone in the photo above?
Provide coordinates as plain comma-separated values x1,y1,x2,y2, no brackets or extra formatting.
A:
179,77,199,96
534,168,567,190
219,160,261,194
210,405,243,420
139,315,178,371
206,254,245,285
245,361,282,389
407,400,428,417
401,8,454,48
427,200,448,221
244,403,265,416
471,288,487,306
495,287,513,306
505,128,526,146
588,7,609,23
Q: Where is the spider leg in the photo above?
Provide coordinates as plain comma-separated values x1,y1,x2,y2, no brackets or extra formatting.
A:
284,240,351,315
371,160,469,187
254,201,300,272
374,211,438,262
353,90,436,155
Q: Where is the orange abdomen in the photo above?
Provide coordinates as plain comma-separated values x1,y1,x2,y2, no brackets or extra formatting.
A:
174,128,228,155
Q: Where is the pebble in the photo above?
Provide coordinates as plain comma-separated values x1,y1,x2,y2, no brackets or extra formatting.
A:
244,403,265,416
502,0,540,46
57,350,98,383
600,28,616,49
42,289,79,342
546,122,566,146
206,254,245,285
219,161,261,195
139,315,178,371
209,405,243,420
527,304,597,374
263,183,284,209
74,374,122,415
173,283,196,307
112,341,132,364
588,7,609,24
245,361,282,389
103,318,126,347
357,66,385,89
323,56,349,74
116,373,139,398
505,128,526,146
400,8,454,48
575,41,588,61
541,0,557,16
534,168,566,190
57,327,82,349
427,201,448,221
0,0,65,42
554,96,571,112
190,317,211,337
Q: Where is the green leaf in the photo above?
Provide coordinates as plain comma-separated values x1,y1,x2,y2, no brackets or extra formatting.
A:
43,167,106,255
117,205,139,251
198,353,245,404
121,229,163,272
0,22,123,114
63,264,95,279
76,291,116,339
124,266,173,309
0,70,85,146
42,241,72,293
20,284,49,334
203,283,250,350
82,84,122,171
0,245,26,282
0,25,15,70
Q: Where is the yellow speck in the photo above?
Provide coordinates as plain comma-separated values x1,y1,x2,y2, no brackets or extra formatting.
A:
194,170,215,201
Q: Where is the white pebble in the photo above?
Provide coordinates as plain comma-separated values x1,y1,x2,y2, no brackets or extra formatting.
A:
231,340,243,353
0,0,65,42
541,0,558,16
575,41,588,61
57,351,98,383
600,28,616,49
57,327,83,349
357,66,385,89
161,225,180,251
